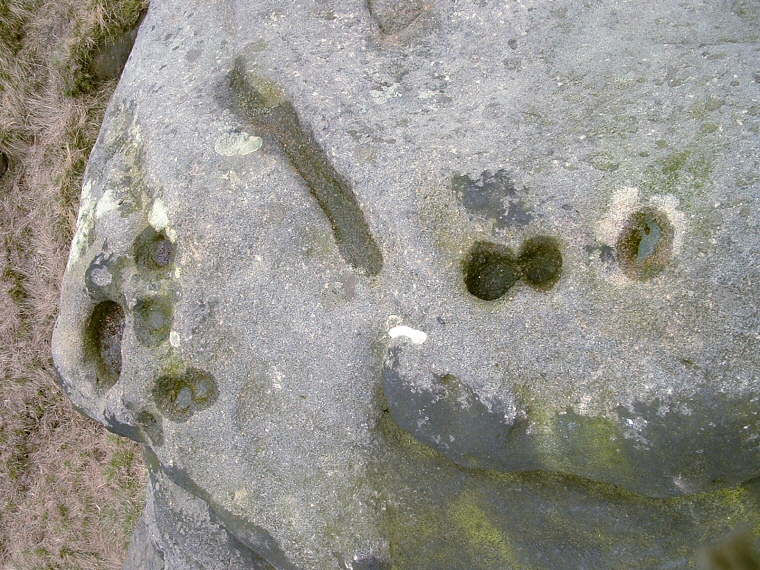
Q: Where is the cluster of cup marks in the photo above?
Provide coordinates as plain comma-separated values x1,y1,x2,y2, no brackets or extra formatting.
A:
85,205,672,429
85,227,218,434
463,206,675,300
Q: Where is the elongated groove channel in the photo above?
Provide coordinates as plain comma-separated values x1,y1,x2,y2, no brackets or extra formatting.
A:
230,57,383,276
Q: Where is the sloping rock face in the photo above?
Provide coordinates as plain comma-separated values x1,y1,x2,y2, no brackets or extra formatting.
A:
52,0,760,568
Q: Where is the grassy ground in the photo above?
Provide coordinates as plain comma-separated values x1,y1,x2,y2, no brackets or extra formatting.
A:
0,1,148,568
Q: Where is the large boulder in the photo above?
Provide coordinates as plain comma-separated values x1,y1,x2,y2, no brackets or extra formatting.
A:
52,0,760,568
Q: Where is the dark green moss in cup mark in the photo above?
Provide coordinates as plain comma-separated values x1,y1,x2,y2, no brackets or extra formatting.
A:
133,227,175,271
616,207,674,280
230,57,382,276
518,235,562,290
85,300,125,389
153,368,218,423
134,296,173,347
464,241,520,301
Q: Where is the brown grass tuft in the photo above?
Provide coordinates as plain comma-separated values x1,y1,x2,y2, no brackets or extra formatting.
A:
0,1,148,569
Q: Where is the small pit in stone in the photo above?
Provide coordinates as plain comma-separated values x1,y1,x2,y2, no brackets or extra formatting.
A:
134,296,173,347
153,368,218,423
518,236,563,290
616,207,675,280
133,227,175,270
85,300,125,389
464,241,520,301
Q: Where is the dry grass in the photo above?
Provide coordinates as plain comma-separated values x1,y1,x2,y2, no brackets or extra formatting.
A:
0,1,148,568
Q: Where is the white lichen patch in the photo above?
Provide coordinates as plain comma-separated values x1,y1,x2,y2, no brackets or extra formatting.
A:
596,187,640,246
67,181,96,270
371,83,401,105
95,186,119,218
214,131,263,156
149,199,169,231
648,193,687,254
388,325,428,345
169,331,181,347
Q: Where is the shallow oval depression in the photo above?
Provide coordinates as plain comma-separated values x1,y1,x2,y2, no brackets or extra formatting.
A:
616,207,674,280
133,296,173,347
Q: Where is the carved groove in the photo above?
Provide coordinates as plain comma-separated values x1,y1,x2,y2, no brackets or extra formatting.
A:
230,57,383,276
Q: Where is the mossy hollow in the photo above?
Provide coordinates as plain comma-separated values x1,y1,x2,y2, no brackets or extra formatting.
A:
518,235,563,290
616,207,674,280
153,368,218,423
133,296,173,347
132,227,175,271
85,300,125,389
463,241,520,301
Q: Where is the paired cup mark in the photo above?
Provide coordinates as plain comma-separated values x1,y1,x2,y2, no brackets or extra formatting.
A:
464,236,562,301
152,368,219,423
133,227,175,271
464,207,675,300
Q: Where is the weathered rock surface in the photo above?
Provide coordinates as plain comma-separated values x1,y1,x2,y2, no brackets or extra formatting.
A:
52,0,760,568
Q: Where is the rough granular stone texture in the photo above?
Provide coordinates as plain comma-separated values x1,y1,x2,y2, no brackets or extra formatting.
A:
52,0,760,568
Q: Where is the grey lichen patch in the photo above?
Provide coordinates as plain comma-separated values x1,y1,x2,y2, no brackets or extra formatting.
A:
153,368,218,423
518,236,563,290
452,169,533,229
134,296,173,347
93,99,156,221
84,252,128,301
214,131,263,156
616,207,674,280
132,227,175,272
463,241,520,301
84,300,126,390
229,56,383,276
367,0,426,34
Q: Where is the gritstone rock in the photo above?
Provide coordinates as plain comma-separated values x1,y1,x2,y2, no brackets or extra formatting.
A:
52,0,760,568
